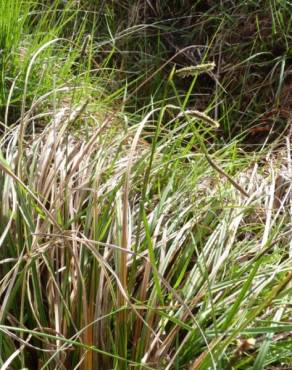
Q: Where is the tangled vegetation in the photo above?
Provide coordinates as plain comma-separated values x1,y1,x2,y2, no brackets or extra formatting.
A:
0,1,292,369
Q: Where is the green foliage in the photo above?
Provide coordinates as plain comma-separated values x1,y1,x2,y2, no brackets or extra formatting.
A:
0,1,292,369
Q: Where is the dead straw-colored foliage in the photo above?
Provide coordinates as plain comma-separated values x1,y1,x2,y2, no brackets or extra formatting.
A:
1,97,292,369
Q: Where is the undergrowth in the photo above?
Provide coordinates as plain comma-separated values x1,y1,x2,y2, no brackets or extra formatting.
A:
0,1,292,369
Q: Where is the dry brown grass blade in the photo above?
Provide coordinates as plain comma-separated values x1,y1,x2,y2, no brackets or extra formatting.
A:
116,108,158,363
188,338,221,370
205,153,250,197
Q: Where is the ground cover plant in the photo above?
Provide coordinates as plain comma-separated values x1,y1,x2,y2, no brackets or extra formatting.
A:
0,0,292,369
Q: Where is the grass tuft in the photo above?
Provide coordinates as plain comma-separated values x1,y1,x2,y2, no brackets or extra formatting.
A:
1,1,292,369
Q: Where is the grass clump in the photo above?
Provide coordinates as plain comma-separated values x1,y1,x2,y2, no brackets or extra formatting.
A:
0,1,292,370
